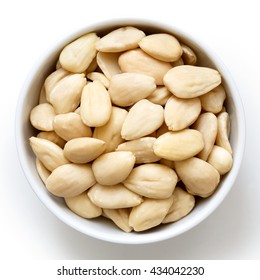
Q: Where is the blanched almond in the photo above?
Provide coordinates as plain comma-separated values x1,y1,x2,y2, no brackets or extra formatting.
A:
175,157,220,197
48,73,86,114
96,52,121,80
139,33,182,62
29,137,69,172
192,112,218,160
53,112,92,141
164,95,201,131
162,187,195,223
80,81,112,127
121,99,164,140
108,72,156,106
96,26,145,52
200,84,226,113
123,163,177,199
59,33,99,73
153,130,204,161
64,137,106,164
92,151,135,185
46,163,96,197
88,183,142,209
65,191,102,218
103,208,132,232
216,112,233,154
44,68,70,101
118,48,172,85
93,106,128,152
30,103,55,131
129,196,173,231
163,65,221,98
207,145,233,175
116,137,160,164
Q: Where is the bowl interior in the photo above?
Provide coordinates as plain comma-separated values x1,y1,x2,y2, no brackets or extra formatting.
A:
15,19,245,244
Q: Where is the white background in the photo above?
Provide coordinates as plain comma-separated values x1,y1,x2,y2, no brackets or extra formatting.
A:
0,0,259,260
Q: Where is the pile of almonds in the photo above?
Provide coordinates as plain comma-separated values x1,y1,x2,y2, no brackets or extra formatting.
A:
29,26,233,232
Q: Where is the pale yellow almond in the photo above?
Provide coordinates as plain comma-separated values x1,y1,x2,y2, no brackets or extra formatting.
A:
192,112,218,160
92,151,135,185
138,33,182,62
162,187,195,223
216,112,232,154
123,163,177,199
207,145,233,175
44,68,70,101
175,157,220,198
200,84,226,113
29,137,69,172
37,131,66,148
108,72,156,106
59,32,99,73
96,26,145,52
35,158,51,184
88,183,142,209
93,106,128,152
153,129,204,161
121,99,164,140
181,43,197,65
48,73,86,114
118,48,172,85
163,65,221,98
39,84,47,104
86,72,110,88
80,81,112,127
96,51,121,80
30,103,55,131
103,208,132,232
164,95,201,131
129,196,173,231
65,191,102,218
46,163,96,197
64,137,106,164
147,86,172,106
53,112,92,141
116,137,160,164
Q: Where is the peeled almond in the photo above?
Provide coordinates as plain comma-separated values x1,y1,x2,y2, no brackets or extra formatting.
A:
164,95,201,131
175,157,220,198
153,130,204,161
59,32,99,73
46,163,96,197
96,26,145,52
163,65,221,98
88,183,142,209
121,99,164,140
92,151,135,185
80,81,112,127
139,33,183,62
108,72,156,106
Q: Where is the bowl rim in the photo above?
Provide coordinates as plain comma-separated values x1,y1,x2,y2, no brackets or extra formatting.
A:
15,18,246,244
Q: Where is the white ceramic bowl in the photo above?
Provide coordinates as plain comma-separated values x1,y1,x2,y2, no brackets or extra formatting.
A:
15,19,245,244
